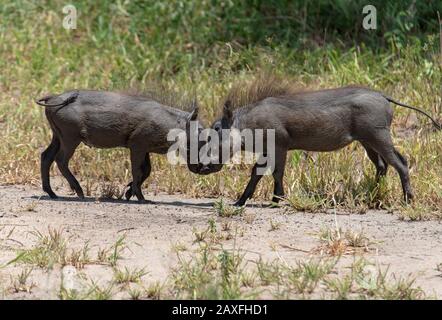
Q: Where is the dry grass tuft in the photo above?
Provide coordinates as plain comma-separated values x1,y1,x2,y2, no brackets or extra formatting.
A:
313,226,375,256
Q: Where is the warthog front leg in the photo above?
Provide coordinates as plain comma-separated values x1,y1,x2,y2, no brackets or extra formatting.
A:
128,149,152,203
235,149,287,207
271,149,287,203
234,155,267,207
125,153,151,202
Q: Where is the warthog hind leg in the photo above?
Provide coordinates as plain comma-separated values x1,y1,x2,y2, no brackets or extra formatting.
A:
41,135,61,198
361,142,388,179
367,130,413,202
55,139,84,199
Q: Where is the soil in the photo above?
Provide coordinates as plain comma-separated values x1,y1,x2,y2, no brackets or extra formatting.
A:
0,183,441,299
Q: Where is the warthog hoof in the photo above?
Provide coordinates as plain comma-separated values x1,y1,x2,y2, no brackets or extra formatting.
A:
233,200,246,207
125,188,133,201
45,189,58,199
404,192,414,204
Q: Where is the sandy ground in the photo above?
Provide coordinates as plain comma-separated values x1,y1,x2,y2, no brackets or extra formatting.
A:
0,183,441,299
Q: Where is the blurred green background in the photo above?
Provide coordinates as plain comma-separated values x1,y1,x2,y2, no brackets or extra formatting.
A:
1,0,440,88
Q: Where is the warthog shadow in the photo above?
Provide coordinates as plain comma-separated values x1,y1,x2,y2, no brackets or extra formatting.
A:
28,195,275,209
28,195,215,209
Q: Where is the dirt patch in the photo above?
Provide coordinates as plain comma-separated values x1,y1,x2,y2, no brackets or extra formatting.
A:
0,184,441,299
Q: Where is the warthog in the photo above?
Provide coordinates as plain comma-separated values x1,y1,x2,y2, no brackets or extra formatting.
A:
203,78,440,206
36,89,205,203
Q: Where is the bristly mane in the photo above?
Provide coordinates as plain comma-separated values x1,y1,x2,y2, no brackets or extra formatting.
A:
119,82,195,112
223,74,305,110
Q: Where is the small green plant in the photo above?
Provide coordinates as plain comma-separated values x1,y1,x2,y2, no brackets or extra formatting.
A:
171,242,187,253
10,227,68,269
10,268,34,293
113,267,148,285
64,244,91,269
145,281,163,300
286,193,327,213
86,281,114,300
59,286,83,300
214,199,245,217
314,226,373,256
208,218,217,233
352,262,426,300
243,212,256,224
345,229,370,249
97,235,127,267
192,227,210,243
398,203,437,221
324,275,353,299
171,241,250,300
256,259,284,286
127,287,143,300
60,278,115,300
269,219,281,231
289,259,337,294
8,228,127,276
221,220,232,231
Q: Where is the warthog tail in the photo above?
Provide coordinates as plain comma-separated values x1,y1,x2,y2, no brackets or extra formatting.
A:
35,90,79,108
384,95,441,130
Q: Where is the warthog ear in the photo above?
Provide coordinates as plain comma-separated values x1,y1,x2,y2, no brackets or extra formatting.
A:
222,100,233,128
187,100,199,122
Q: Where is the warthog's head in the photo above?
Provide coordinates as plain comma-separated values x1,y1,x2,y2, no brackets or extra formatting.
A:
182,101,213,175
197,100,235,175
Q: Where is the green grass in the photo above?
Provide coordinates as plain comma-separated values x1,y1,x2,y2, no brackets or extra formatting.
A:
0,1,441,217
113,267,148,286
59,280,115,300
3,225,430,299
8,228,127,270
9,268,35,294
214,198,245,217
170,232,426,300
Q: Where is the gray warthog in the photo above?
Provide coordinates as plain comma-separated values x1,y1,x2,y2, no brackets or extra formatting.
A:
36,89,205,203
203,78,440,206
